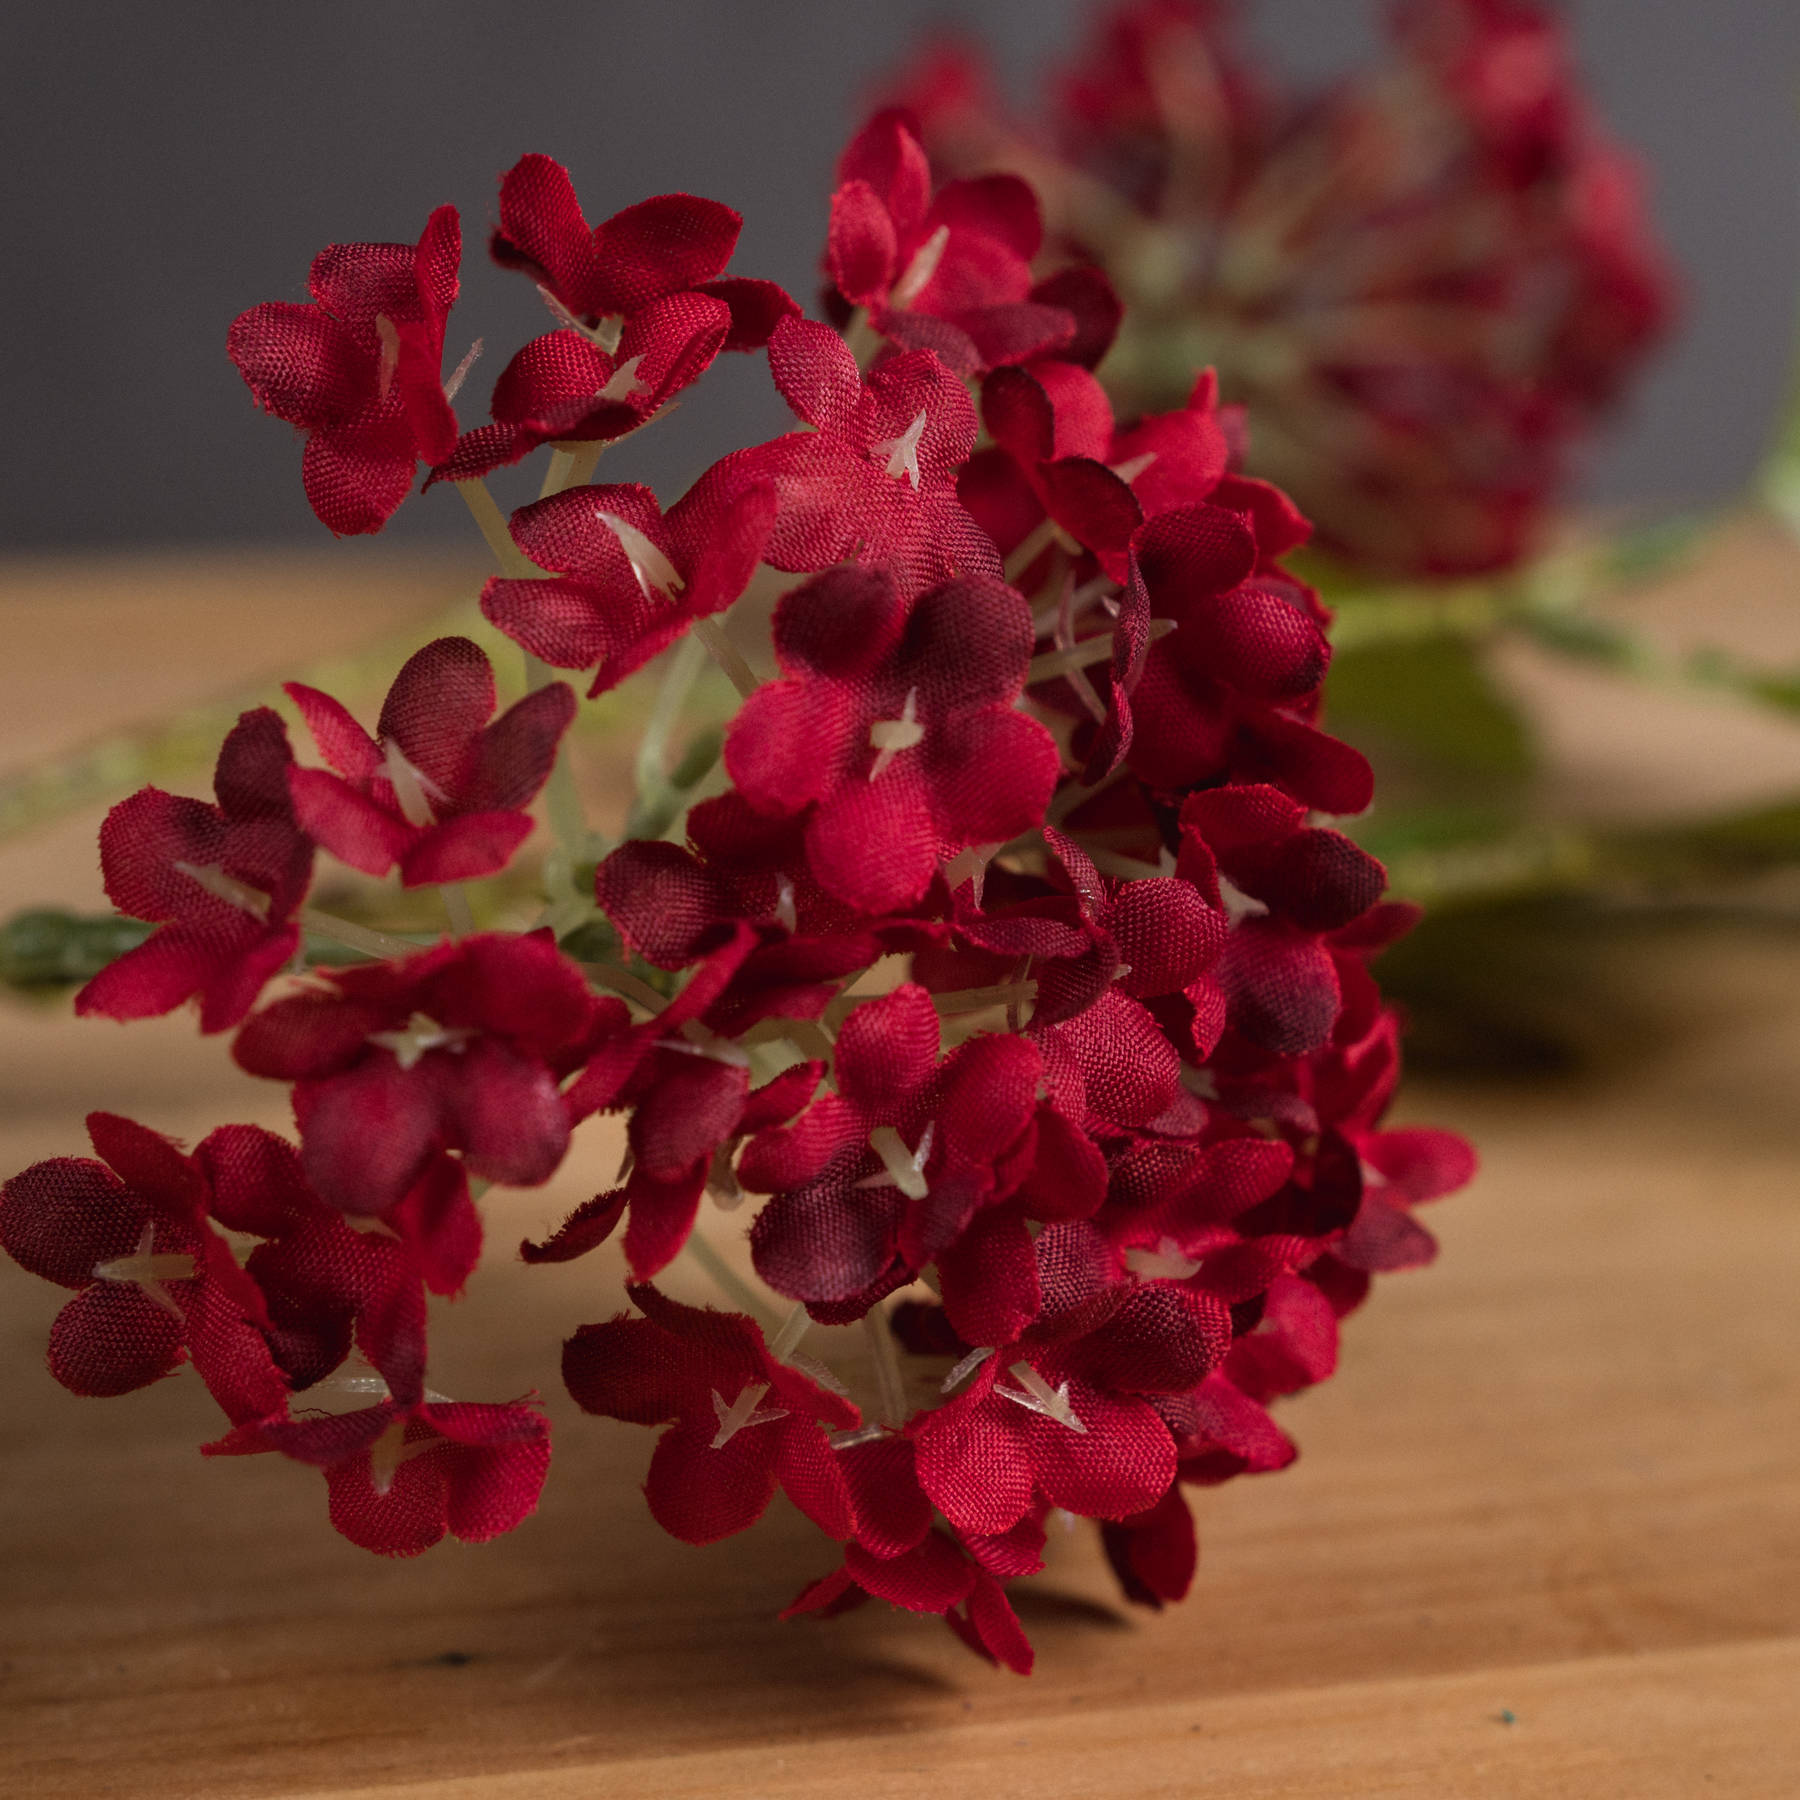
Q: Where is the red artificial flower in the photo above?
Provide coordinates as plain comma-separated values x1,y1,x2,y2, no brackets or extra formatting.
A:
436,153,797,481
523,1055,822,1281
211,1396,551,1558
77,707,313,1034
739,982,1042,1309
562,1283,859,1544
229,206,462,534
285,637,574,886
1177,783,1388,1056
233,932,606,1216
891,0,1673,575
827,109,1077,375
0,1113,285,1422
714,316,1004,595
479,474,776,696
489,153,791,347
724,565,1060,913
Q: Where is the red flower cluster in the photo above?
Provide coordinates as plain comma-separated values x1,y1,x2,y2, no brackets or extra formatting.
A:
13,116,1475,1675
886,0,1673,575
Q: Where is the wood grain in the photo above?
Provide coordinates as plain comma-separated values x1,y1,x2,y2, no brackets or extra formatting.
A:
0,549,1797,1798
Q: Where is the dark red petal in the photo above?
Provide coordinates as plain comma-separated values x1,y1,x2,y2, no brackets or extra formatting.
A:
828,178,899,306
847,1531,976,1612
914,1396,1036,1536
776,1422,858,1540
1025,1386,1175,1519
838,1434,934,1557
288,767,411,876
46,1283,183,1396
645,1418,778,1544
562,1314,693,1424
621,1166,709,1281
767,316,865,435
520,1188,628,1266
300,432,416,536
588,192,743,313
398,812,533,887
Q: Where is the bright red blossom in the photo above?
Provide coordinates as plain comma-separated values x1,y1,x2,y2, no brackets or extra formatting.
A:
286,637,575,887
229,207,462,535
21,124,1480,1675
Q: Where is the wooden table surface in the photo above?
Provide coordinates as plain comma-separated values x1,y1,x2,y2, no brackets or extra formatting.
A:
1,539,1797,1798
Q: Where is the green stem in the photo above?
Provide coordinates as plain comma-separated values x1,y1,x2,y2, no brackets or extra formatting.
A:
683,1228,781,1330
298,908,427,961
689,617,760,701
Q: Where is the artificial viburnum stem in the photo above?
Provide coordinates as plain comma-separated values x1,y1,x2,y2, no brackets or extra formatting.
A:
688,617,760,701
683,1227,782,1332
862,1304,908,1428
297,908,423,962
439,883,475,940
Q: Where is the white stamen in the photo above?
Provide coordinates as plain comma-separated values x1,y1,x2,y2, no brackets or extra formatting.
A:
1124,1236,1202,1283
872,408,928,490
868,687,923,780
787,1352,852,1399
93,1221,194,1321
1110,450,1158,485
172,861,272,922
367,1012,477,1072
1216,874,1269,924
661,1020,751,1068
534,284,623,354
596,354,647,404
890,224,950,308
995,1361,1087,1433
374,314,401,401
827,1422,889,1450
442,337,484,403
707,1145,745,1211
941,1344,996,1394
380,737,449,829
769,1304,811,1362
709,1380,788,1448
773,875,798,935
597,509,685,602
369,1418,439,1497
941,841,1004,909
855,1121,934,1200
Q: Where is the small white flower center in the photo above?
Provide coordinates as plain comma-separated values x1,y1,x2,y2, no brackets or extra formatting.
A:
660,1020,752,1068
1123,1236,1201,1283
369,1418,439,1497
772,874,798,935
867,687,924,780
597,509,685,603
374,314,401,401
380,737,449,829
890,224,950,308
367,1012,478,1072
708,1380,788,1449
92,1221,195,1321
442,337,483,403
855,1121,935,1200
995,1361,1087,1433
596,354,647,404
872,408,928,490
1109,450,1158,485
1216,874,1269,924
172,861,272,922
941,1344,996,1394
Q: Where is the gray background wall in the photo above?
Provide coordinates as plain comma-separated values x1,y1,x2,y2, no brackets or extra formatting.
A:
4,1,1796,549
